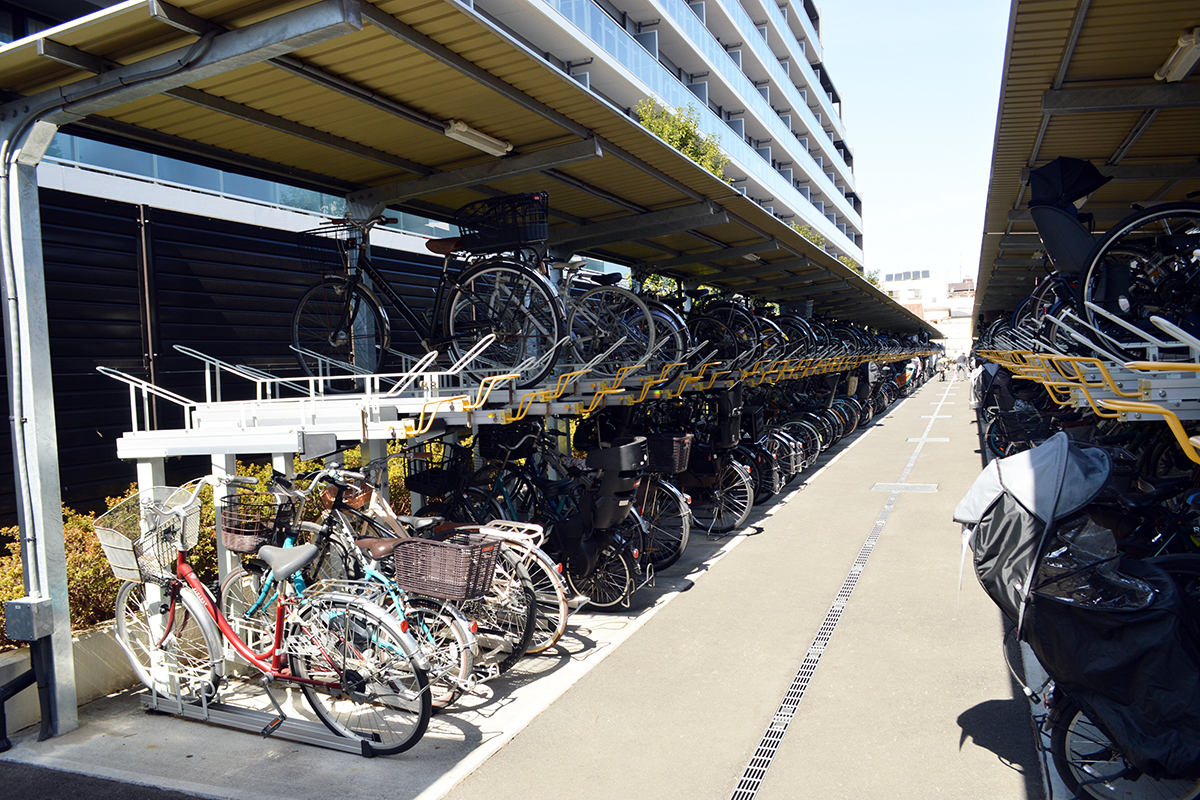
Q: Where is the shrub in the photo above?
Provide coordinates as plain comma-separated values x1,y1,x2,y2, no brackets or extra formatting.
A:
635,99,731,181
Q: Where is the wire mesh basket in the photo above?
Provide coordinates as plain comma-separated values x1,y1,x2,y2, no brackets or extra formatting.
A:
645,434,693,474
219,493,299,554
454,192,548,253
389,533,498,601
318,480,374,511
95,486,203,584
477,420,539,461
401,441,471,497
295,220,362,272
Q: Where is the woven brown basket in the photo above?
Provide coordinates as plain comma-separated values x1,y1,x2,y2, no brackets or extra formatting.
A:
220,493,297,554
389,533,498,601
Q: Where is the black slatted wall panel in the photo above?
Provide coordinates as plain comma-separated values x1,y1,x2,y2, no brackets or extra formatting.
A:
1,191,444,526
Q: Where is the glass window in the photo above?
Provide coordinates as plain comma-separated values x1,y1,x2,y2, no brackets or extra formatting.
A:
43,132,72,161
222,172,276,203
156,155,221,191
922,270,930,279
902,271,911,281
0,11,14,44
76,137,154,177
884,273,893,282
277,185,323,213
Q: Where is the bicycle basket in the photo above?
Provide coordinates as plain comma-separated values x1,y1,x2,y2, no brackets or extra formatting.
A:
219,493,298,554
296,221,360,272
95,486,203,584
389,533,498,601
401,442,469,496
645,434,693,474
318,480,373,511
478,420,539,461
454,192,548,253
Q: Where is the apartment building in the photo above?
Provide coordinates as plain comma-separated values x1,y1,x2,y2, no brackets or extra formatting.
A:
485,0,864,264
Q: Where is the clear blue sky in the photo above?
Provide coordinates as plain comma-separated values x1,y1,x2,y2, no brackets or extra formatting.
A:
818,0,1012,285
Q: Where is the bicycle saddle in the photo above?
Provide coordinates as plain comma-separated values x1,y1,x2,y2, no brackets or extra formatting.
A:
426,237,460,255
395,515,441,533
588,272,623,286
355,537,401,558
258,543,318,581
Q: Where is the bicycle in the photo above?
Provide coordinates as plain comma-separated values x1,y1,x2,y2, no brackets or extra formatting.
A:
96,475,432,755
217,468,480,710
292,192,564,389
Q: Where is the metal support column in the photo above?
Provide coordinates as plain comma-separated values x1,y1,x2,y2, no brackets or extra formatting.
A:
2,152,77,734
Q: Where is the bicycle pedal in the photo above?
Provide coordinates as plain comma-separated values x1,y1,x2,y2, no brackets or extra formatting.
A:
261,716,284,738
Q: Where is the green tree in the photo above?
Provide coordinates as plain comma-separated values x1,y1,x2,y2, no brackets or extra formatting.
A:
635,99,731,181
789,221,826,248
865,269,882,288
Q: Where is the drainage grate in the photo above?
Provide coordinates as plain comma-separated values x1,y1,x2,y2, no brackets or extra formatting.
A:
729,494,896,800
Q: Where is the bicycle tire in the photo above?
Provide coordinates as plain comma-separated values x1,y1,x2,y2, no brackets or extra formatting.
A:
567,285,656,375
401,597,474,710
443,259,564,389
218,565,277,663
290,594,431,755
701,302,762,363
687,314,740,364
1079,202,1200,349
688,456,753,534
636,476,691,572
292,277,390,385
299,521,360,583
115,580,222,702
642,299,690,383
566,545,635,610
1049,693,1200,800
518,545,570,654
459,547,537,674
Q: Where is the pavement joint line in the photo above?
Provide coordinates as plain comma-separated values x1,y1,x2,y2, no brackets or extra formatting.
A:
729,382,953,800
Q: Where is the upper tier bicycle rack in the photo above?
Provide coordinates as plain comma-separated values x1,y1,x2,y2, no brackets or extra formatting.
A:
98,337,932,462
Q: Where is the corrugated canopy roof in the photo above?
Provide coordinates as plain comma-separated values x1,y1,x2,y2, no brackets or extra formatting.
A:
0,0,933,335
975,0,1200,328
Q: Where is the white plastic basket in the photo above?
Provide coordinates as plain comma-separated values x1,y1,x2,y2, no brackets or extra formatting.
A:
95,485,203,584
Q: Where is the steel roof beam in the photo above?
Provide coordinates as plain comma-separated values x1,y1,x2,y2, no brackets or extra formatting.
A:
346,139,604,217
10,0,364,127
548,202,727,250
644,240,780,271
997,234,1044,250
1019,163,1200,183
33,36,429,177
1042,83,1200,115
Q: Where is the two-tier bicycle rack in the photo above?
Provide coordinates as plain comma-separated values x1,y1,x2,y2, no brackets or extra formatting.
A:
977,304,1200,464
99,333,933,750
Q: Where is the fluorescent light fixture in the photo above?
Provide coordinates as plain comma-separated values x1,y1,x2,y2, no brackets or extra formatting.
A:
444,120,512,156
1154,27,1200,82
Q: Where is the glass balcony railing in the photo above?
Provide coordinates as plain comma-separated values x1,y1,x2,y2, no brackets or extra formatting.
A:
655,0,859,227
707,0,851,185
544,0,860,258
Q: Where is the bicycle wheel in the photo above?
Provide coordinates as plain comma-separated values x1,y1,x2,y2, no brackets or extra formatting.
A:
1050,694,1200,800
567,285,655,375
636,476,690,572
218,566,277,663
688,457,753,534
1079,202,1200,348
289,594,430,755
687,314,740,364
292,277,389,383
299,522,359,584
115,581,222,702
566,546,635,610
459,548,537,674
519,546,570,654
443,260,564,389
702,302,762,363
401,597,473,710
642,299,690,383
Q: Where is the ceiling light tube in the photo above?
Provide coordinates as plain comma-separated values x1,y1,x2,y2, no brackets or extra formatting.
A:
444,120,512,156
1155,27,1200,82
